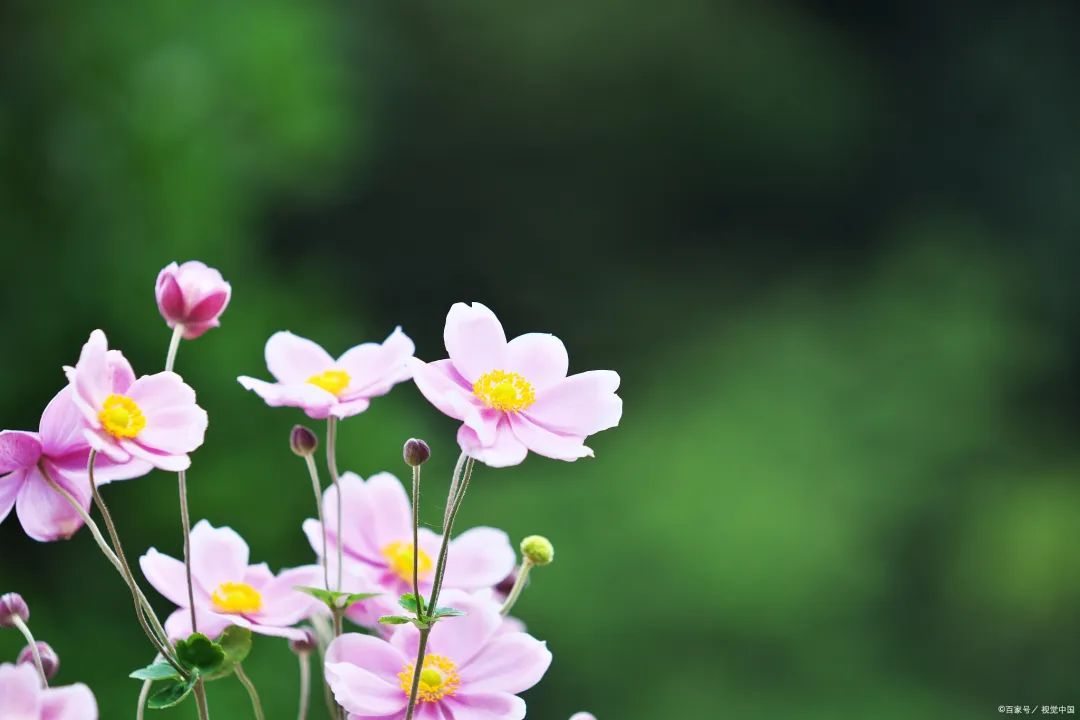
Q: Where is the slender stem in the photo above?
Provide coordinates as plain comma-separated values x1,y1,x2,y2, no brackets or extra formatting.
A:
136,677,152,720
442,452,466,532
85,452,187,675
332,608,344,638
326,417,343,592
428,457,475,611
304,455,330,591
411,464,422,615
403,628,431,720
11,616,46,685
296,651,311,720
177,470,198,633
38,463,169,649
164,324,184,373
194,680,211,720
499,560,534,616
320,651,338,720
235,664,266,720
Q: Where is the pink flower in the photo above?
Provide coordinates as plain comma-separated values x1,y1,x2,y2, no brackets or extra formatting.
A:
155,261,232,339
570,714,597,720
237,329,415,420
0,662,97,720
302,472,515,626
325,592,551,720
140,520,322,642
64,330,208,472
411,302,622,467
0,387,150,541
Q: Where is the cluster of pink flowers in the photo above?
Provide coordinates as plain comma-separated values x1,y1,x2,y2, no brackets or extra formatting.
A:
0,262,620,720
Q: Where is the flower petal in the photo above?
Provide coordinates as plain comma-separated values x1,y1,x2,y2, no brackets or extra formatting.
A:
508,415,592,462
254,565,323,626
189,520,250,593
411,360,499,445
0,431,41,473
141,548,203,608
327,632,409,675
325,662,408,717
444,303,507,382
441,528,516,591
0,469,23,527
0,662,42,717
525,370,622,437
163,607,233,642
118,440,190,472
445,692,526,720
337,327,415,398
265,332,335,383
38,387,86,457
237,377,337,413
40,683,98,720
15,466,88,542
457,421,527,468
504,333,568,390
424,591,504,667
127,373,208,455
458,634,552,694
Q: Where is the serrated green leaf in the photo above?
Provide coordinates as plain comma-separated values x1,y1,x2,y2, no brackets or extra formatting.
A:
433,606,466,618
296,586,380,609
175,633,226,674
202,626,253,681
147,677,197,709
398,593,426,614
129,660,182,681
378,615,411,624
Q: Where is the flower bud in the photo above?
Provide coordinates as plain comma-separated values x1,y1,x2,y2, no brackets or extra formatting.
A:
519,535,554,566
290,425,319,457
289,628,317,654
402,438,431,467
18,641,59,680
155,261,232,339
0,592,29,628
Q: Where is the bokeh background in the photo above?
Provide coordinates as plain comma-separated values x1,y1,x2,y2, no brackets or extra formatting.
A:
2,0,1080,717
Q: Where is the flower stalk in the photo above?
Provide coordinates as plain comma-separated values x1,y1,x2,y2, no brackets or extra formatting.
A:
296,649,311,720
499,559,535,617
235,663,266,720
326,417,344,594
304,453,330,591
10,615,46,685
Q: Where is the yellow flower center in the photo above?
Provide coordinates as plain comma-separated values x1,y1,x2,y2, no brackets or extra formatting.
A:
382,541,433,583
473,370,535,412
307,369,351,396
398,654,460,703
211,582,263,614
98,394,146,439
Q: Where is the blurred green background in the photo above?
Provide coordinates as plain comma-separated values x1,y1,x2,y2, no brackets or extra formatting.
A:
2,0,1080,717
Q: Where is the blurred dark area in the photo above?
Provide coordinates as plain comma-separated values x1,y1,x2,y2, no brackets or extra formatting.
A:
2,1,1080,717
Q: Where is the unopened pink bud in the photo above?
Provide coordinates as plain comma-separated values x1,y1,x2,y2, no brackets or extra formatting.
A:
0,592,29,628
18,641,59,680
155,261,232,339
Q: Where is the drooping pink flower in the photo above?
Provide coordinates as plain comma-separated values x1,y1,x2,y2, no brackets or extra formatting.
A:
0,387,150,542
0,662,97,720
140,520,322,642
64,330,208,472
237,329,415,420
155,261,232,340
302,471,515,626
411,302,623,467
325,591,551,720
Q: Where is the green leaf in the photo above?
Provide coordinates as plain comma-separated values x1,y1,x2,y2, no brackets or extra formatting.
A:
378,615,412,624
398,593,426,614
147,677,197,709
202,626,253,681
432,606,466,618
175,633,226,674
296,586,380,609
129,660,182,681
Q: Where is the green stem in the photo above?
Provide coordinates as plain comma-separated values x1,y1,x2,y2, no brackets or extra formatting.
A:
235,664,265,720
11,616,46,685
326,417,343,592
164,324,184,373
136,677,152,720
499,559,534,617
411,463,422,615
178,470,197,633
403,628,431,720
194,679,211,720
296,650,311,720
304,454,331,591
427,456,475,612
85,452,188,677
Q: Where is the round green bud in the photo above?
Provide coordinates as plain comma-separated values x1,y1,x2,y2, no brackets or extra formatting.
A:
519,535,554,566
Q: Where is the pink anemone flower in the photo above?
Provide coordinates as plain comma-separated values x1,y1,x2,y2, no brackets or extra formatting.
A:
140,520,322,641
411,302,622,467
302,471,515,626
237,329,415,420
0,662,97,720
64,330,207,472
155,261,232,340
325,591,551,720
0,387,150,541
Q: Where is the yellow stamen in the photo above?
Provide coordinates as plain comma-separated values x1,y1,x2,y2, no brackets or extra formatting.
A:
211,582,262,614
307,369,351,396
398,654,460,702
473,370,535,412
98,394,146,439
382,541,433,583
